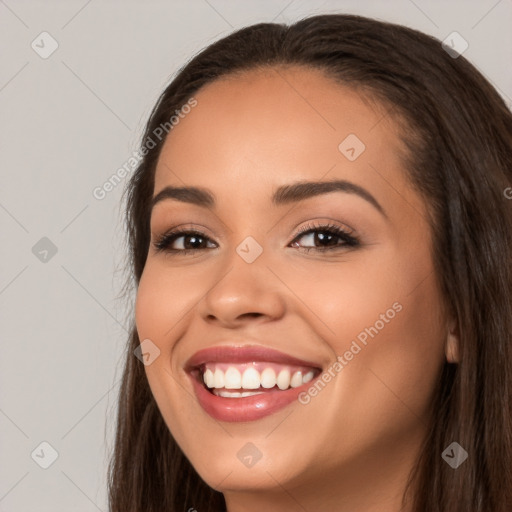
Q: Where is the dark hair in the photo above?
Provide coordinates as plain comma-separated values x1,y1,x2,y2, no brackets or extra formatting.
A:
108,13,512,512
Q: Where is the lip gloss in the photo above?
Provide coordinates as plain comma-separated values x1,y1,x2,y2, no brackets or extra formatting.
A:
189,370,318,422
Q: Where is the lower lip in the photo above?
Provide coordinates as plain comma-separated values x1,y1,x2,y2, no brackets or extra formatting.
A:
189,371,317,422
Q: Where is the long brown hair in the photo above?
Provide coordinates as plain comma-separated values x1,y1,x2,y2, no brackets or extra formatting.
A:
108,14,512,512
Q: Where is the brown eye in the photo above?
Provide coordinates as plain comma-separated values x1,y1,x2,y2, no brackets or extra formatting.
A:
289,223,359,252
153,230,217,253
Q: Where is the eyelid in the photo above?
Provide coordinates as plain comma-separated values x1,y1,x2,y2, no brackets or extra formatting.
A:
293,218,356,236
151,222,218,242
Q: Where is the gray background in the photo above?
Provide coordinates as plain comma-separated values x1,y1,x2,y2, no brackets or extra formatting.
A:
1,0,511,510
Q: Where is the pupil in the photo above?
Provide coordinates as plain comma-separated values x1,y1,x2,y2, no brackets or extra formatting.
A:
316,232,335,246
186,235,202,249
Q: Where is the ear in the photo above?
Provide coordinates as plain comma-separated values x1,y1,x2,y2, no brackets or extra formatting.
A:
445,315,460,364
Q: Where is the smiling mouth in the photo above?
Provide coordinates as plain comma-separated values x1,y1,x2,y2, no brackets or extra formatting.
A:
185,345,324,421
194,361,322,398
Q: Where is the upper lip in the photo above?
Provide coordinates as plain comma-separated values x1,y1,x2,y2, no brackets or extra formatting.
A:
185,345,323,371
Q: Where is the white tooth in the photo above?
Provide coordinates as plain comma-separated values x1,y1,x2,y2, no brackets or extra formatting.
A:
277,369,291,390
214,368,225,388
303,371,314,384
260,368,276,388
214,390,265,398
224,367,242,389
290,371,303,388
204,369,215,388
242,367,261,389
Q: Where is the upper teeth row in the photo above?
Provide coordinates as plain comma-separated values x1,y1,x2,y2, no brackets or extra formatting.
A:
203,367,314,390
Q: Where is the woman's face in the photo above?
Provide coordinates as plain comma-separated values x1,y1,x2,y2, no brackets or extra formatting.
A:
135,67,453,508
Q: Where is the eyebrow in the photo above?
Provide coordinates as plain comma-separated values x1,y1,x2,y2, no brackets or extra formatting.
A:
151,179,387,218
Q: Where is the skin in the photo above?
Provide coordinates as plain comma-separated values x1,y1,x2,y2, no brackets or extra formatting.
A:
135,66,459,512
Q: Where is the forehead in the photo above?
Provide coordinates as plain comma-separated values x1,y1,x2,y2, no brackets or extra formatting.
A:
154,66,410,207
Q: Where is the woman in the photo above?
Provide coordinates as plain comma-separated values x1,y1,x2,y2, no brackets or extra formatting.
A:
108,14,512,512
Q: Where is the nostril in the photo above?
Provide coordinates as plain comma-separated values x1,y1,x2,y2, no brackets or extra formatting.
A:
242,312,262,319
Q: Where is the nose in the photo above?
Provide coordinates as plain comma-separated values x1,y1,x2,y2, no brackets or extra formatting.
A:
197,243,286,328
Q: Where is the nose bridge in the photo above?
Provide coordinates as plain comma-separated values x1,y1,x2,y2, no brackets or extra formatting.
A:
198,229,285,324
216,230,270,297
219,196,271,267
234,234,265,265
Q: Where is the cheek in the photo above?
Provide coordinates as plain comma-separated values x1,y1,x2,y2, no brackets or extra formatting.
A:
291,278,447,474
134,263,192,400
134,263,196,442
329,270,446,440
272,247,406,343
135,261,197,341
279,244,446,417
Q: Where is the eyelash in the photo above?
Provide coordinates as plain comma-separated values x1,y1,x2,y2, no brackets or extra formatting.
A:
152,221,359,256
